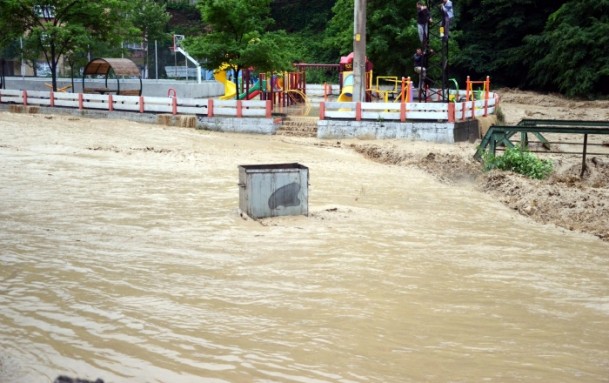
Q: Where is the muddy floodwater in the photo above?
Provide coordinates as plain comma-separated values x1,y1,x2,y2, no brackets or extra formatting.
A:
1,113,609,383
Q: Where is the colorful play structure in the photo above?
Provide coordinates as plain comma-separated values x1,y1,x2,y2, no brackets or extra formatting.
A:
336,52,374,103
1,24,500,143
174,16,479,114
213,65,307,110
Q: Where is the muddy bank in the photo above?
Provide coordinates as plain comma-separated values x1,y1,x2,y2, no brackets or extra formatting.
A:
352,142,609,242
351,88,609,242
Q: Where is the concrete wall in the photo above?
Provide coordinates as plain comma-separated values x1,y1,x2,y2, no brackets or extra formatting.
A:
2,77,224,98
0,103,280,135
0,103,159,124
197,116,280,135
317,120,458,143
1,80,481,143
453,120,481,143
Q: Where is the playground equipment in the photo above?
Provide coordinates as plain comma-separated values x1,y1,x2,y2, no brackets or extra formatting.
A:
214,66,237,100
448,78,459,102
45,83,71,93
337,53,417,105
212,67,308,110
238,80,262,100
465,76,491,101
213,68,265,100
258,71,307,109
82,58,142,96
368,76,414,103
337,71,354,102
171,34,202,84
338,52,373,102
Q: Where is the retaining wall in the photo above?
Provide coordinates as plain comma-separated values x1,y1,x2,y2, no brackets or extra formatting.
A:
0,103,278,134
317,120,452,143
2,77,224,98
197,116,280,135
1,84,487,142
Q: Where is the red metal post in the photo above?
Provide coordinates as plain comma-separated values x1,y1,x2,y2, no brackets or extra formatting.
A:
265,100,271,118
108,94,113,112
319,102,326,120
172,96,177,115
22,90,28,106
139,96,145,113
355,102,362,121
50,91,55,107
207,99,214,117
237,100,242,118
78,93,83,110
400,100,406,122
484,76,490,116
448,102,455,122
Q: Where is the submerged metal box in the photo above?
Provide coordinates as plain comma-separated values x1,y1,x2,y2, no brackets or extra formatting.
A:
238,163,309,219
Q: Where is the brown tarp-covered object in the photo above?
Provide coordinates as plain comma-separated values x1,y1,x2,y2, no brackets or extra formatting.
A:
82,58,142,96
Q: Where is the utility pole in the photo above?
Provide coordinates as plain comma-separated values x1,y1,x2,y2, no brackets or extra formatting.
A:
352,0,366,102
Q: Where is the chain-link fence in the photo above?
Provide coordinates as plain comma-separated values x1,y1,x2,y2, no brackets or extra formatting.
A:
0,38,212,82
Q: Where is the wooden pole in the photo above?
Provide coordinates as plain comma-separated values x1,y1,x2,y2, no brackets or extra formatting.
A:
353,0,367,102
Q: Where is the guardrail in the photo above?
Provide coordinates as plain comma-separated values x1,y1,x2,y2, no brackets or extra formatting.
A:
475,119,609,176
319,90,498,122
0,89,272,118
1,87,496,123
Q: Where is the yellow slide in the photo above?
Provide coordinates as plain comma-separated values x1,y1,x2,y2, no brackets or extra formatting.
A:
337,71,354,102
213,67,237,100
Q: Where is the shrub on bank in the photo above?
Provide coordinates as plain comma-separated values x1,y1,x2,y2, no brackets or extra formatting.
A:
482,145,553,180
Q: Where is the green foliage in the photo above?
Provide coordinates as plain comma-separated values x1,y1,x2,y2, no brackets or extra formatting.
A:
367,0,419,77
323,0,354,58
165,1,203,36
523,0,609,98
323,0,421,77
271,0,335,34
185,0,297,90
454,0,564,87
0,0,138,90
2,0,607,98
482,146,553,180
130,0,171,76
131,0,171,43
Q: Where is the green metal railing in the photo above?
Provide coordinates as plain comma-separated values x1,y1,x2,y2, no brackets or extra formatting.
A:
475,119,609,176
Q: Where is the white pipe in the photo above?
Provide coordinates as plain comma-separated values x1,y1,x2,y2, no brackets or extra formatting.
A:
176,46,201,84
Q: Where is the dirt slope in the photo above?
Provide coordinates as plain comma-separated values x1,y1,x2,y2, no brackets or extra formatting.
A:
352,89,609,242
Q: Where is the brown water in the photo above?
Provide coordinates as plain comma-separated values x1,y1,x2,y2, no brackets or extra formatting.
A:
1,113,608,383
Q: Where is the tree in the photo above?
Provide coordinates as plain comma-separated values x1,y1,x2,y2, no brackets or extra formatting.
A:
366,0,419,78
323,0,423,79
184,0,296,98
271,0,335,34
323,0,354,59
453,0,564,87
524,0,609,97
0,0,137,91
130,0,171,79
